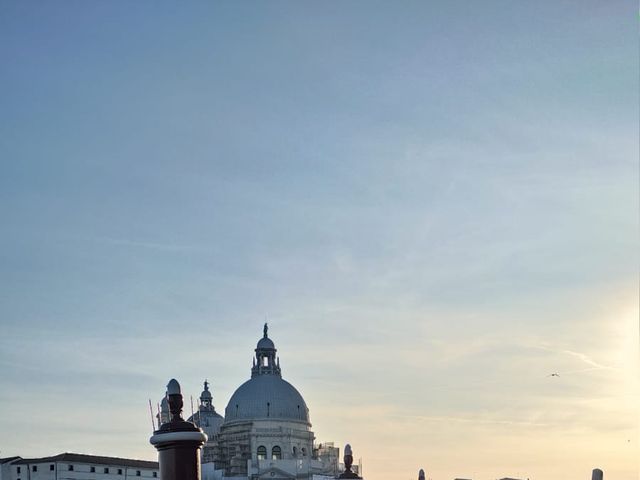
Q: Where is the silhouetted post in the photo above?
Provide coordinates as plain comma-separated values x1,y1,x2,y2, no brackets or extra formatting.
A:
338,444,361,479
150,379,207,480
592,468,603,480
418,469,425,480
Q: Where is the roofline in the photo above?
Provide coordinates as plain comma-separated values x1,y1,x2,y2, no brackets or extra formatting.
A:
14,453,158,469
222,417,312,428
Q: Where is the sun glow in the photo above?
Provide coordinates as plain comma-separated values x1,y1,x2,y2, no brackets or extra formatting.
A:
610,301,640,395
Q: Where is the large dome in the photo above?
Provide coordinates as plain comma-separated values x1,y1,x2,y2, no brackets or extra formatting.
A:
224,374,310,424
224,324,310,425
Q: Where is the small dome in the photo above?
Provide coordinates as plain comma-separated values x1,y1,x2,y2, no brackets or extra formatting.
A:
257,336,275,350
200,379,213,400
188,409,224,439
256,322,275,350
225,375,309,424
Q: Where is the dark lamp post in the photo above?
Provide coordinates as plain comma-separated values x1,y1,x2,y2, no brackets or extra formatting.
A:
150,379,207,480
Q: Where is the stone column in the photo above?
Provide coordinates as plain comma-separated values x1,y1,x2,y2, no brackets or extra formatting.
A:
150,379,208,480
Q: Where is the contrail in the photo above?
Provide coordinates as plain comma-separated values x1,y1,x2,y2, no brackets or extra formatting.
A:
536,344,616,373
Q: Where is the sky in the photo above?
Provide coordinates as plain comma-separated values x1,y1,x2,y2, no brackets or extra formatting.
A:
0,1,637,479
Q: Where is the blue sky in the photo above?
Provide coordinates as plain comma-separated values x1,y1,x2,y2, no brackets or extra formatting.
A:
0,2,637,479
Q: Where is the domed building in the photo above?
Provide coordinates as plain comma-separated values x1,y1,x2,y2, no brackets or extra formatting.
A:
205,325,339,480
188,380,225,463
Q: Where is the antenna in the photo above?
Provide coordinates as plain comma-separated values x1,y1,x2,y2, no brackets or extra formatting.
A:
148,399,156,431
190,395,195,419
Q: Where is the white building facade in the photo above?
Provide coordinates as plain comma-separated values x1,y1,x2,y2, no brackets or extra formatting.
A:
1,453,158,480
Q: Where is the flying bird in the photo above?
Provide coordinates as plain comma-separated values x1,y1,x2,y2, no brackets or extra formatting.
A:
547,373,560,377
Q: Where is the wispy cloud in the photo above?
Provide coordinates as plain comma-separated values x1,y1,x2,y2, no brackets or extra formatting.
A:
95,236,202,252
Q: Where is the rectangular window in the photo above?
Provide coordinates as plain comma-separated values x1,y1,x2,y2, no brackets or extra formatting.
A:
32,466,37,472
91,466,96,472
118,469,123,475
69,465,74,471
105,467,110,474
50,464,55,471
16,467,21,474
136,470,141,476
153,472,158,478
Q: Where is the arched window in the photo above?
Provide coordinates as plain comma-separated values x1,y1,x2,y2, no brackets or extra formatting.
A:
292,446,297,457
257,446,267,460
272,446,282,460
301,447,306,457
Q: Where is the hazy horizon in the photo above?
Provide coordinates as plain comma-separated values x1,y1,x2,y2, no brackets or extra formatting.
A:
0,2,637,479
